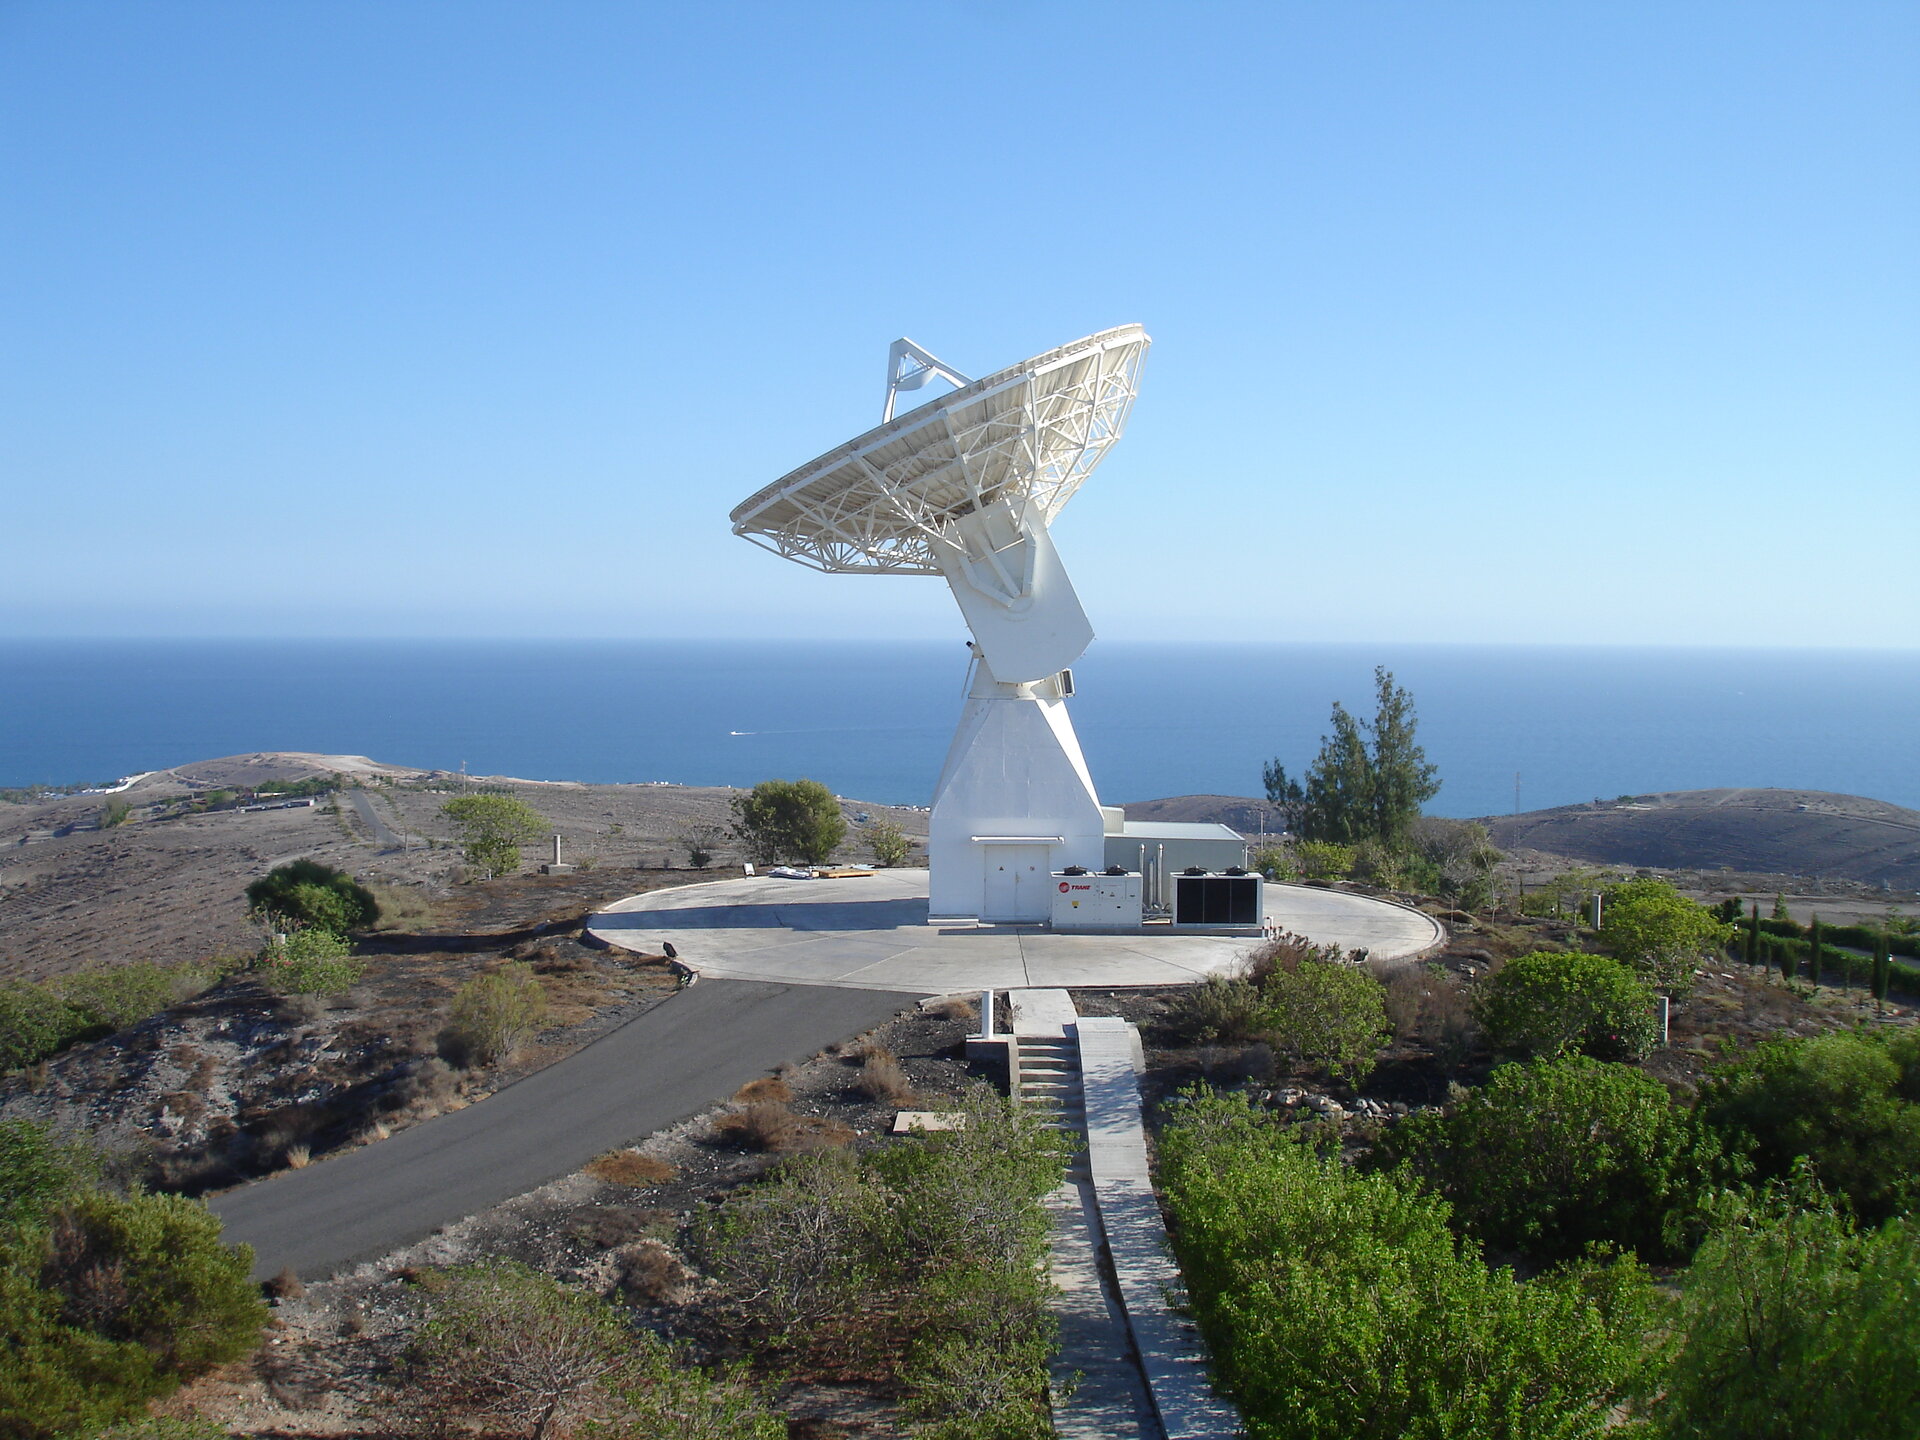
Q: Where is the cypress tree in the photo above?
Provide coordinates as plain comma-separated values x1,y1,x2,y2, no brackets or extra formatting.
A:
1745,902,1760,966
1872,930,1892,1007
1771,893,1791,922
1808,915,1823,988
1777,929,1795,984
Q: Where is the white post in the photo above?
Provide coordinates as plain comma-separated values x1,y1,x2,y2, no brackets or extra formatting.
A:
1592,893,1605,929
1658,995,1670,1045
552,833,563,866
979,989,995,1038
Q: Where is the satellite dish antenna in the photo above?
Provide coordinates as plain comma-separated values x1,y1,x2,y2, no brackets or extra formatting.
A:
731,325,1150,922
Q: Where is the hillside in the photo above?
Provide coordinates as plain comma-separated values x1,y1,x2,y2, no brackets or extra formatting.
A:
1481,788,1920,890
1126,787,1920,891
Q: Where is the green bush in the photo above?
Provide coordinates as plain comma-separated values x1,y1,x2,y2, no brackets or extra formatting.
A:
1294,840,1354,881
0,984,90,1073
699,1087,1064,1436
0,1161,265,1440
441,963,548,1068
1261,956,1390,1082
1248,845,1296,880
1162,975,1271,1044
1475,951,1659,1061
1652,1185,1920,1439
1599,879,1733,995
56,961,223,1032
1379,1056,1733,1263
864,817,913,868
244,859,379,934
258,927,365,995
1697,1029,1920,1224
1159,1091,1658,1440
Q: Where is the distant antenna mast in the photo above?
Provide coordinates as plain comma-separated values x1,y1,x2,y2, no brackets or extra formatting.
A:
883,338,971,423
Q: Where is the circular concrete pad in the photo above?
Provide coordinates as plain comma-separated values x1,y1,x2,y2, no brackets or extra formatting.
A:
588,872,1442,994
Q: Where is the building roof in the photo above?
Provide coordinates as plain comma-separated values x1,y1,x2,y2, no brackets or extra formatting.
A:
1108,821,1243,842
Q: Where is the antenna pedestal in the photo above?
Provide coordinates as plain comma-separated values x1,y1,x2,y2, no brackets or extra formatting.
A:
927,658,1106,923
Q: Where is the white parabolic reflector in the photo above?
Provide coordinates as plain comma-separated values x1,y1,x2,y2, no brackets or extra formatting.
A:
730,324,1148,681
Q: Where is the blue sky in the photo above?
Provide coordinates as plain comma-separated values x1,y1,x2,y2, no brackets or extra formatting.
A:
3,1,1914,646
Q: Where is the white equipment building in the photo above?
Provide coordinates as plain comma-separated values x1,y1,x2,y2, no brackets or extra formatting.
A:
731,326,1250,925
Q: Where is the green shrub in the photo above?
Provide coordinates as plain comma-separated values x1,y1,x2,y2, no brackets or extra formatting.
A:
1261,956,1390,1082
1248,845,1296,880
1475,950,1660,1061
0,1184,265,1439
1294,840,1354,881
1163,975,1270,1044
1159,1091,1658,1440
1698,1029,1920,1224
56,961,222,1032
0,984,90,1072
244,859,378,934
0,1120,100,1229
441,963,548,1067
402,1261,632,1438
864,817,913,868
258,928,365,995
1599,879,1733,995
1652,1186,1920,1439
1379,1056,1733,1263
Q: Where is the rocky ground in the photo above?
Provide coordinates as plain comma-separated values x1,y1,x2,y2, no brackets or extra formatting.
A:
0,870,707,1192
158,998,981,1438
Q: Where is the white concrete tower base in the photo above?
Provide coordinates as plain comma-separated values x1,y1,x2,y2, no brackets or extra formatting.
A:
929,658,1106,923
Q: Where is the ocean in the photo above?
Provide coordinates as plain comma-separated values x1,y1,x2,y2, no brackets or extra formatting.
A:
2,640,1916,818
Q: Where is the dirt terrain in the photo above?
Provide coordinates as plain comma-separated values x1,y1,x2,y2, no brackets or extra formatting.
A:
0,752,929,981
1482,787,1920,890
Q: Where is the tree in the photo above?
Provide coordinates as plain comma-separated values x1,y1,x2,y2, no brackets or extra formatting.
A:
402,1261,633,1440
1652,1186,1920,1439
864,817,913,868
1598,878,1733,995
1277,667,1440,848
1697,1029,1920,1225
728,779,846,865
442,964,549,1067
1260,760,1304,831
1298,701,1373,846
1872,930,1893,1007
245,859,379,934
442,794,549,877
1363,666,1441,847
1474,950,1659,1062
1745,902,1760,966
1380,1056,1731,1263
1158,1091,1657,1440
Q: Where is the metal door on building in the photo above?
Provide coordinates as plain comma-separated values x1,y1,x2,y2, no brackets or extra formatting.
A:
982,845,1050,922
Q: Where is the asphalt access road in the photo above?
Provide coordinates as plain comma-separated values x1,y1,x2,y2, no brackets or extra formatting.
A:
209,978,919,1280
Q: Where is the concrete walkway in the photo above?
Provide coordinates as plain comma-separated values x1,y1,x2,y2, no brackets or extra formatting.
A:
209,978,917,1280
588,872,1441,993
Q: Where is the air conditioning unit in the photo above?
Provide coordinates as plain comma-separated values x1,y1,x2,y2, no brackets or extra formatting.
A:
1052,870,1142,928
1171,872,1263,927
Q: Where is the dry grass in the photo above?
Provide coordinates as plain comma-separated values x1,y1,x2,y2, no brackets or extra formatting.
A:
585,1150,678,1187
926,995,979,1023
566,1206,673,1250
283,1143,311,1170
1380,965,1427,1041
716,1101,856,1153
734,1076,793,1104
856,1047,915,1105
263,1267,305,1300
613,1240,693,1305
367,882,437,932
